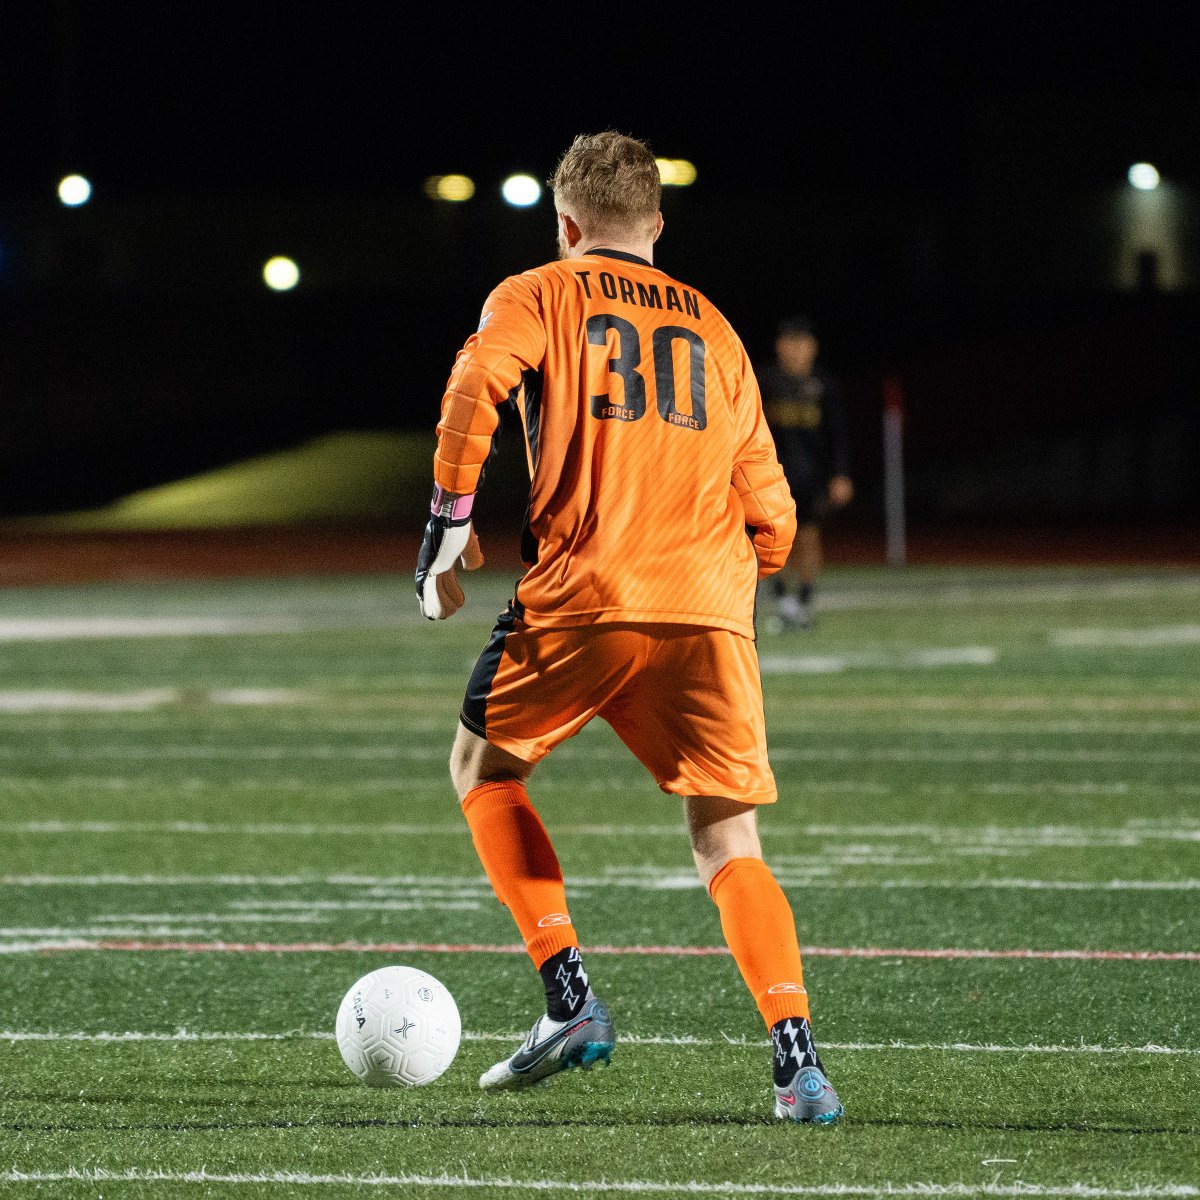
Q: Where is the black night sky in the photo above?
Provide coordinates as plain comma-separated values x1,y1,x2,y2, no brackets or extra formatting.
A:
1,2,1197,523
3,2,1198,198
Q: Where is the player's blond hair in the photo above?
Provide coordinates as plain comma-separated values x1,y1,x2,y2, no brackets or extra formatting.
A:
550,132,661,240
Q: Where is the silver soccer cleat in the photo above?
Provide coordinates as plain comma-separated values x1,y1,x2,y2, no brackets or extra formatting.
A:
479,993,616,1091
774,1064,844,1123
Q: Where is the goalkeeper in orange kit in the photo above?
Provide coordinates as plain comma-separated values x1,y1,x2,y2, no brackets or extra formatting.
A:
416,131,843,1123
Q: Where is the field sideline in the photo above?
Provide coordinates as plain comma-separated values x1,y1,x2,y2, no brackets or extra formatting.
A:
0,565,1197,1198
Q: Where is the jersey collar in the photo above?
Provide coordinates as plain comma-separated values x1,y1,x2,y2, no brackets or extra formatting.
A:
583,247,653,267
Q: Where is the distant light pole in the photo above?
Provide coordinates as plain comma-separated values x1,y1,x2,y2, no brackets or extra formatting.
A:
882,377,907,569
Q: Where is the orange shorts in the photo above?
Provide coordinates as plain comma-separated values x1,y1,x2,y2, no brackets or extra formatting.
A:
460,610,777,805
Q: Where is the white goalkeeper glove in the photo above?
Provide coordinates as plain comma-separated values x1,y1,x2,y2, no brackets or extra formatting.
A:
415,488,485,620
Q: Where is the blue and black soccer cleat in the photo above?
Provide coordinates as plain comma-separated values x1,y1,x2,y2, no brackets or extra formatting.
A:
479,993,616,1091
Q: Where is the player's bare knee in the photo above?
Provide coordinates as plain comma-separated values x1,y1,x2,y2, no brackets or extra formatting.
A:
450,723,532,803
449,724,481,801
684,795,763,888
449,743,488,803
448,752,471,803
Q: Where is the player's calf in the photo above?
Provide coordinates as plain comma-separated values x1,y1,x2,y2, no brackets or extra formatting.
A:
703,848,845,1125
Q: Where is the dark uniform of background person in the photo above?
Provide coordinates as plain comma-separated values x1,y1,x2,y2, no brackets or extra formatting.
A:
759,316,853,630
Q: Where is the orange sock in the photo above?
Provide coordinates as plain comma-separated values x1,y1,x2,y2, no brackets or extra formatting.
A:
461,780,579,969
708,856,811,1028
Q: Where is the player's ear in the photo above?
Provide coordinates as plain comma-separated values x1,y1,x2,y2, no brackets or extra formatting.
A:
558,211,583,249
652,212,664,243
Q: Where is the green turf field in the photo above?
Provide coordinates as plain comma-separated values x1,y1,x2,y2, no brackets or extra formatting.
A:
0,566,1198,1198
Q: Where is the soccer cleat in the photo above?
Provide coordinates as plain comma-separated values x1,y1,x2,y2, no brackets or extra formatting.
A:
777,593,814,631
479,993,615,1091
773,1065,844,1124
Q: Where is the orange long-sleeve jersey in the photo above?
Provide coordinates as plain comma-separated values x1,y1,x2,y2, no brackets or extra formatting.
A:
433,249,796,639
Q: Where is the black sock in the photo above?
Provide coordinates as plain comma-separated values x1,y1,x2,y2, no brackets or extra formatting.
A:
772,577,787,598
539,947,589,1021
770,1016,823,1085
799,583,814,606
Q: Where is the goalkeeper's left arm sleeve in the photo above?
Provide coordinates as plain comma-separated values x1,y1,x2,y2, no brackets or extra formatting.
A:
417,273,546,619
432,273,546,496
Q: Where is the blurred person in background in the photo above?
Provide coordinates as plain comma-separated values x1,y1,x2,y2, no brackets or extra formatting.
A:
759,316,853,630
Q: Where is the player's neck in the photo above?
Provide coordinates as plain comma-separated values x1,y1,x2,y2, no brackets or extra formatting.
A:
580,240,654,265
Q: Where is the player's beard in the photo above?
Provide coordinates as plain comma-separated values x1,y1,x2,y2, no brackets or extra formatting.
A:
556,227,571,260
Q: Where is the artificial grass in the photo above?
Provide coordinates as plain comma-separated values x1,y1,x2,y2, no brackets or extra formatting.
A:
0,566,1197,1195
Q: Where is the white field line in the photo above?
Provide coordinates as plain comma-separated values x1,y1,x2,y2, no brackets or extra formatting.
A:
5,937,1196,963
5,872,1200,892
922,782,1200,796
8,692,1200,719
0,941,100,955
0,617,301,642
3,778,1199,799
0,923,330,938
0,1168,1197,1197
2,1030,1198,1057
0,689,176,712
0,899,479,936
817,695,1200,714
235,898,485,912
0,688,310,712
0,689,312,713
231,892,490,906
7,713,1200,737
3,819,1199,848
819,575,1200,612
0,819,471,836
88,912,328,923
4,744,1200,765
1052,625,1200,649
0,573,1192,636
761,647,997,674
0,775,456,792
6,714,1200,738
80,912,327,924
821,720,1200,736
770,747,1200,765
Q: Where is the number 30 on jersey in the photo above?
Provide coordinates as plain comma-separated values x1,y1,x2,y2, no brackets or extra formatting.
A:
587,314,707,431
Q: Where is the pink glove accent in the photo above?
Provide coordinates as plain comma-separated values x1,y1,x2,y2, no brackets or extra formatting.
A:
431,486,475,522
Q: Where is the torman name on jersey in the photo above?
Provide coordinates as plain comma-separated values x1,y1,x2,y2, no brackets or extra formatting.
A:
576,270,701,319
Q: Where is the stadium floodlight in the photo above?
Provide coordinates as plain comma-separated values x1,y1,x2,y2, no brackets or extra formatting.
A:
501,174,541,207
656,158,697,187
263,256,300,291
1128,162,1161,191
424,174,475,202
58,174,92,206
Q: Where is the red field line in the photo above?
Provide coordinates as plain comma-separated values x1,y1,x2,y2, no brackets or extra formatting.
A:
70,940,1200,962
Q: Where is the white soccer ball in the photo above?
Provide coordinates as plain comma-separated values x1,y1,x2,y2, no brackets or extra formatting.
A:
335,965,461,1087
